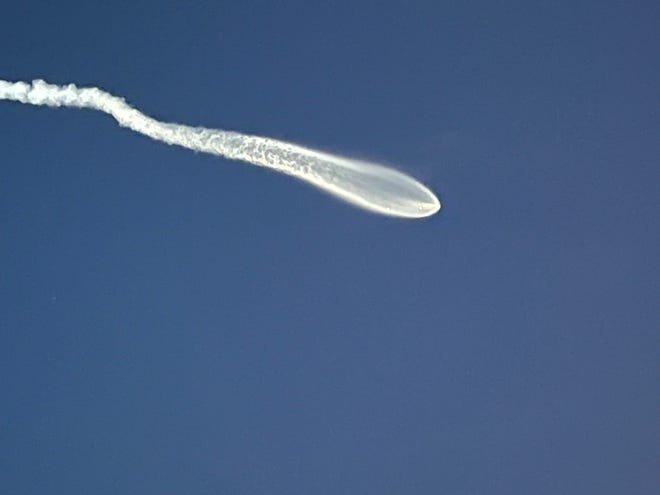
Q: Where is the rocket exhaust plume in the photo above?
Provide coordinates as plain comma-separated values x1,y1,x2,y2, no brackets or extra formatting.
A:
0,79,440,218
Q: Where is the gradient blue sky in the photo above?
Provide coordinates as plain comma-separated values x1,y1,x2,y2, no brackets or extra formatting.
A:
1,1,658,494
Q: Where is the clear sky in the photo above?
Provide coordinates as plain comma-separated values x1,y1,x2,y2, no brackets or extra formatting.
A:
1,1,658,494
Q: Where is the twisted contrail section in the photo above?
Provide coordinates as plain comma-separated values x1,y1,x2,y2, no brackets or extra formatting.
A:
0,79,440,218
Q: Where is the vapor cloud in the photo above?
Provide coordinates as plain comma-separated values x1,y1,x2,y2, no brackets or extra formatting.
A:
0,79,440,218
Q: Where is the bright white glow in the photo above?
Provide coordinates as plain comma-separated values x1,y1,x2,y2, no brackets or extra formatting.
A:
0,78,440,218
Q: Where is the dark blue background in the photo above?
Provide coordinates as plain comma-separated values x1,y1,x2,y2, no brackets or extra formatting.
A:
1,1,658,493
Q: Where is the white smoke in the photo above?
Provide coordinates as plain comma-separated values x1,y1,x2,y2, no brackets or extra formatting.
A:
0,78,440,218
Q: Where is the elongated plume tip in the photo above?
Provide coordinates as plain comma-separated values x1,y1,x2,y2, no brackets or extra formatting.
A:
0,78,440,218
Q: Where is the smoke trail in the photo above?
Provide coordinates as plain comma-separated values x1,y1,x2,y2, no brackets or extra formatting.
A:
0,79,440,218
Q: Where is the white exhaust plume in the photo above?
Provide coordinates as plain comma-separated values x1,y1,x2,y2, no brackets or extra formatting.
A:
0,79,440,218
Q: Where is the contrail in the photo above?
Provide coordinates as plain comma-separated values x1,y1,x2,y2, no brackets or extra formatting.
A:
0,78,440,218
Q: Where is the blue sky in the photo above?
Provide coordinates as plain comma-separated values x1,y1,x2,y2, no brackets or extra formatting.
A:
1,1,658,494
